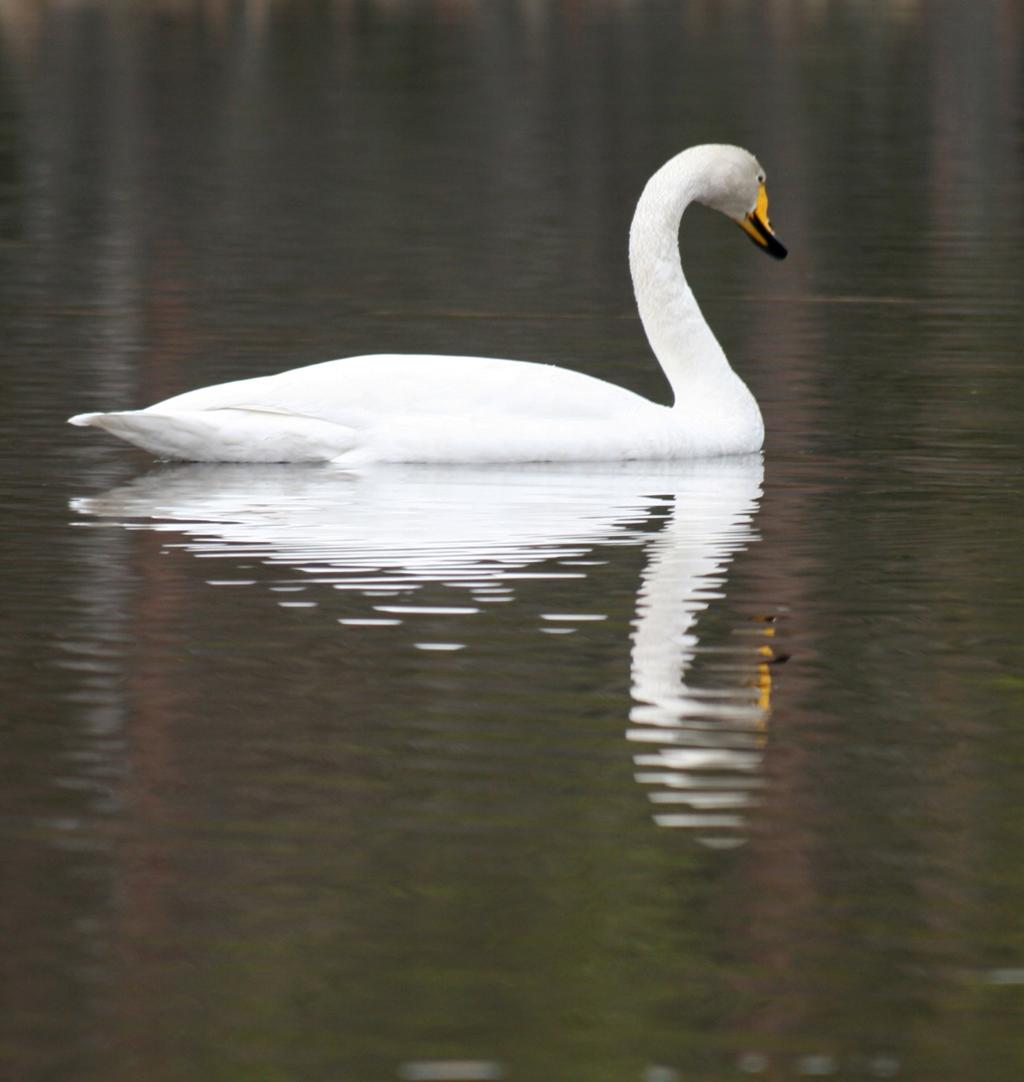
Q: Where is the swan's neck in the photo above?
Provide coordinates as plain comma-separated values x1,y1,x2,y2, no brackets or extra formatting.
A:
628,149,759,427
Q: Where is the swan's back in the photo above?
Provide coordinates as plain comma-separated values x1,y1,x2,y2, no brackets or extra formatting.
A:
155,354,653,428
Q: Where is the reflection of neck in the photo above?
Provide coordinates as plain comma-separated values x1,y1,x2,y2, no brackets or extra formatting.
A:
628,463,766,839
630,512,719,726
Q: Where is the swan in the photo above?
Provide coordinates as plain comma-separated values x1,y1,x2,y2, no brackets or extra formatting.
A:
68,144,786,464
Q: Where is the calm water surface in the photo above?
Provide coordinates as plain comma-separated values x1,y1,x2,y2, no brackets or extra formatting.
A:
3,3,1024,1080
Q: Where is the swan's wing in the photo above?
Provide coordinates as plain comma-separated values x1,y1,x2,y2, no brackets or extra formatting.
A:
150,354,654,427
68,406,359,462
70,355,668,463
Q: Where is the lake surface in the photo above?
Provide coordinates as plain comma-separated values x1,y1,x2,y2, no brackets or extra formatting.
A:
3,2,1024,1079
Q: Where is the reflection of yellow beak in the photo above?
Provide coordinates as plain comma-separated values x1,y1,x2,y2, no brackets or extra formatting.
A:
737,183,787,259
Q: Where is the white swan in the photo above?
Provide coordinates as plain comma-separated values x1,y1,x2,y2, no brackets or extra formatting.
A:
68,144,786,464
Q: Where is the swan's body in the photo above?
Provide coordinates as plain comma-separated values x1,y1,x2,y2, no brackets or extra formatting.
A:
69,144,786,464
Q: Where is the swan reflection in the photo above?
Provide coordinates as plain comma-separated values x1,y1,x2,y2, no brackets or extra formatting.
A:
72,456,771,841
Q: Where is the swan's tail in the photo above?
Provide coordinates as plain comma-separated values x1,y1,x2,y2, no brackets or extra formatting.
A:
67,408,358,463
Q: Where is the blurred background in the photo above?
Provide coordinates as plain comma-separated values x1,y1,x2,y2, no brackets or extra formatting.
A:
2,2,1024,1081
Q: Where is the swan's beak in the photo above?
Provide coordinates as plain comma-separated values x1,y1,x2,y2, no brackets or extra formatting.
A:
737,184,788,260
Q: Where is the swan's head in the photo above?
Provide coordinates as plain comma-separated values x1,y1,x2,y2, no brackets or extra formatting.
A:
697,145,788,260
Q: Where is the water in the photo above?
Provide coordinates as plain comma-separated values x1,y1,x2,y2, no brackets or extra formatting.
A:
3,2,1024,1079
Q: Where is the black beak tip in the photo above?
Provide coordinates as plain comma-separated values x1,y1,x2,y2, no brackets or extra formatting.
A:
767,235,788,260
742,219,788,260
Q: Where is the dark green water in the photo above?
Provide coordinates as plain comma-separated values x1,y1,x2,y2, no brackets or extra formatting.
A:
3,3,1024,1080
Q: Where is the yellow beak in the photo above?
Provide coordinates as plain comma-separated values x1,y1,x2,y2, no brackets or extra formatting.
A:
737,183,787,260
